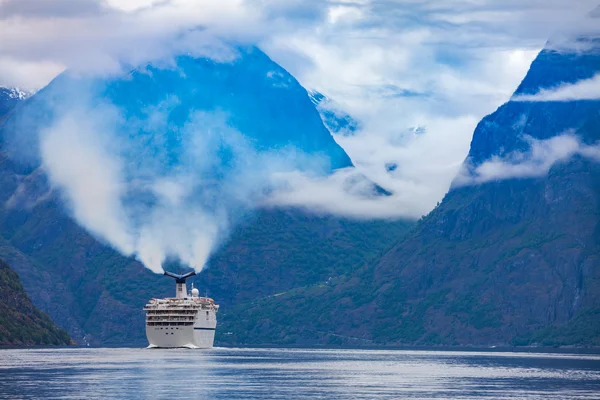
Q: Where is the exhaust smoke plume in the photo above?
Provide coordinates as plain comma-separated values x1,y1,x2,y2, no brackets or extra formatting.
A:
34,90,327,273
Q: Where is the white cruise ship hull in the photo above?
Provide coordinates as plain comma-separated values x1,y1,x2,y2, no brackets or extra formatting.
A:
146,325,215,349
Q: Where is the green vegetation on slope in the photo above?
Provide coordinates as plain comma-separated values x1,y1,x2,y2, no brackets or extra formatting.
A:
0,258,71,345
513,309,600,347
218,156,600,348
201,209,414,307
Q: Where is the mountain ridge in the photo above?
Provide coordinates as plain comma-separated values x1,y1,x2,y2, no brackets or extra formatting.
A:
2,47,352,171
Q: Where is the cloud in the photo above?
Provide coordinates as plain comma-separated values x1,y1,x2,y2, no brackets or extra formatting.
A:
0,57,64,90
0,0,105,17
267,168,432,219
0,0,329,87
513,74,600,102
0,1,254,86
455,134,600,185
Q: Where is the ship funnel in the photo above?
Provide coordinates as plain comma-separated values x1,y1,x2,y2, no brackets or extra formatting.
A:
164,271,196,298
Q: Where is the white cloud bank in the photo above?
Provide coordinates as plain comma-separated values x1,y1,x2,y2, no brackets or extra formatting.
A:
513,73,600,102
455,134,600,185
267,168,434,219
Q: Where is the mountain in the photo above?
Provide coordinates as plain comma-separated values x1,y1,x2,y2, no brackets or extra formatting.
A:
3,48,351,171
217,41,600,347
0,258,71,345
0,48,412,345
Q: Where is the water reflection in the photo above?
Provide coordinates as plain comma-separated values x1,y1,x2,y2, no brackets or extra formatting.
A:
0,348,599,399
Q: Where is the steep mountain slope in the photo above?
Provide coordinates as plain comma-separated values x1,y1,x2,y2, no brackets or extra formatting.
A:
219,42,600,347
0,258,71,345
0,49,412,345
0,88,71,346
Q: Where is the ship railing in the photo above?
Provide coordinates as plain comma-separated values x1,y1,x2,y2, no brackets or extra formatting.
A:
144,312,202,316
145,304,207,310
146,314,197,317
144,307,215,313
147,321,194,326
143,305,206,310
146,316,196,322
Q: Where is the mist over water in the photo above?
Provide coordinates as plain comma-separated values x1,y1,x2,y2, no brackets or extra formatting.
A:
1,348,599,399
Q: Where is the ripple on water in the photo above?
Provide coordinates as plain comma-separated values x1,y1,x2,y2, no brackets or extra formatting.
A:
0,348,599,399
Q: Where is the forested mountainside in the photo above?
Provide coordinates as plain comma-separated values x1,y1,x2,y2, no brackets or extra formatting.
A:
0,258,71,345
0,49,412,345
0,87,70,346
218,41,600,347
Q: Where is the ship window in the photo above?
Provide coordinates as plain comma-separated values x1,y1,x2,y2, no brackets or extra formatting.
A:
206,311,209,320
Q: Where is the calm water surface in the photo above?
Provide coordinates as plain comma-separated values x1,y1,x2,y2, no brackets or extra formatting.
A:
0,347,599,399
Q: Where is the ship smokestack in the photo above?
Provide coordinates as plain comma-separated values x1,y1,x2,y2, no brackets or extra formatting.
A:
164,271,196,299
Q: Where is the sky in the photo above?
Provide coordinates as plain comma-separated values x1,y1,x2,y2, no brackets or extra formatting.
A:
1,0,599,219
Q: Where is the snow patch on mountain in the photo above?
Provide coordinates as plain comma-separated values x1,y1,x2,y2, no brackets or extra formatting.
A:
1,87,34,100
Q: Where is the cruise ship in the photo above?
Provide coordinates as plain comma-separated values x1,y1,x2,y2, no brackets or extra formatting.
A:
143,271,219,349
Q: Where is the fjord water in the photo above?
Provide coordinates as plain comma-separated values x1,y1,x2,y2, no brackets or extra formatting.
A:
1,348,599,399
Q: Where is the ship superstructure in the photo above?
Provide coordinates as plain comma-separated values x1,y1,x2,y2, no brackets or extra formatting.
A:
144,271,219,349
